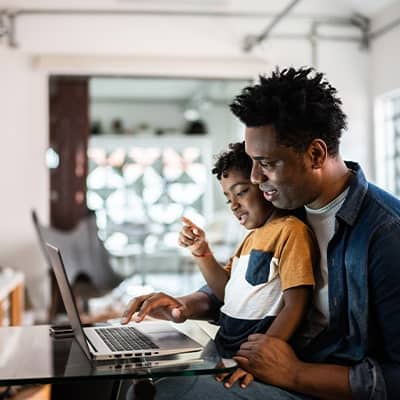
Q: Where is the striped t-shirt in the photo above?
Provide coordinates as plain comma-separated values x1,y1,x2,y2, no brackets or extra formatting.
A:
215,215,317,357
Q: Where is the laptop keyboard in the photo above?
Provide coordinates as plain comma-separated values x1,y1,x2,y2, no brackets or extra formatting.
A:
95,326,159,352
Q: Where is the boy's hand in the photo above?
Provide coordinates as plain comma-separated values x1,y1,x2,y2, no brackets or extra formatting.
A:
178,216,210,257
215,367,254,389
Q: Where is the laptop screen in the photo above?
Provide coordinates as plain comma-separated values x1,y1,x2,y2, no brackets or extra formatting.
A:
45,243,92,360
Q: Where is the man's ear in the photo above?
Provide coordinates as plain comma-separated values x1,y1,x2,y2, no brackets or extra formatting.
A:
307,139,327,169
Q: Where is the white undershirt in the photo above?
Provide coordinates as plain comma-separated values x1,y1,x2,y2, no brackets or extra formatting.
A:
305,187,349,328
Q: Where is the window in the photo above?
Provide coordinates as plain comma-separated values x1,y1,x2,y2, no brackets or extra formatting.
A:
87,136,212,257
375,92,400,196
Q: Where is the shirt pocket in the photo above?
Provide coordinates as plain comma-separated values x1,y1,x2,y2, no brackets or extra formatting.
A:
245,250,273,286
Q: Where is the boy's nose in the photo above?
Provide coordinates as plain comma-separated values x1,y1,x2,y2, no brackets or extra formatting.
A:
230,199,240,211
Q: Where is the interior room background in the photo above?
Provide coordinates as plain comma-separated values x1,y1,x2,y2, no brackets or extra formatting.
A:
1,0,400,320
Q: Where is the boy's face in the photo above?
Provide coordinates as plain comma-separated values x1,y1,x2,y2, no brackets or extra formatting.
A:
220,169,275,230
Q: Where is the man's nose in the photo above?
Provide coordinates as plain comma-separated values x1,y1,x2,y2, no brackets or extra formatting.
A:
250,161,266,184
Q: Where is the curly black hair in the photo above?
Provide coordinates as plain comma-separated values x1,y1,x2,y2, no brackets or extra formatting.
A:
230,67,347,155
212,141,252,180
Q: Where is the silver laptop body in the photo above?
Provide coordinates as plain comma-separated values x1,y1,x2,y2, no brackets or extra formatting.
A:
46,243,203,361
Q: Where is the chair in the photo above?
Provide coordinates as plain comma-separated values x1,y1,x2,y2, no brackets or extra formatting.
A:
31,210,123,322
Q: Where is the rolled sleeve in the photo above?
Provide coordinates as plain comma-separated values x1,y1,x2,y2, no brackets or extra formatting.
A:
349,358,386,400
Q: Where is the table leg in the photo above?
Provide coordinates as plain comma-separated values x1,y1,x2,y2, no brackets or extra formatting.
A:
126,379,156,400
110,380,123,400
10,283,24,325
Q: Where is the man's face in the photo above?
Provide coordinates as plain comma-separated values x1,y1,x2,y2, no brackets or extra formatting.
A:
245,125,320,210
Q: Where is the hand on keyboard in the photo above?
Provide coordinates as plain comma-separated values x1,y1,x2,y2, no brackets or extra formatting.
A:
121,292,188,324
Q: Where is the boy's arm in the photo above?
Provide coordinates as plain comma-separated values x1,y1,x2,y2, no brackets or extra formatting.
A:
265,285,312,340
193,252,229,301
179,217,229,301
265,219,316,341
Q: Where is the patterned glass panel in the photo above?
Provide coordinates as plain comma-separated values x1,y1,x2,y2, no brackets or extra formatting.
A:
87,136,211,256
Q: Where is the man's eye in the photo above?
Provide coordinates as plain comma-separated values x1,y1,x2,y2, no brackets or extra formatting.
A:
260,161,276,169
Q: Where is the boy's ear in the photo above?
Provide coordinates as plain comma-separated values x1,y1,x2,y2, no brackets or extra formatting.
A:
307,139,327,169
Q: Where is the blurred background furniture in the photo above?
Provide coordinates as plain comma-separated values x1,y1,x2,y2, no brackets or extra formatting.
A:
31,210,123,323
0,267,24,326
0,268,51,400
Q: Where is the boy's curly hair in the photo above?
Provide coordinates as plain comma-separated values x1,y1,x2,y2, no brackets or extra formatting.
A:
230,67,347,155
212,141,252,180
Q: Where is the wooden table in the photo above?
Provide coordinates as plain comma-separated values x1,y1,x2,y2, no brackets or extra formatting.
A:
0,268,24,326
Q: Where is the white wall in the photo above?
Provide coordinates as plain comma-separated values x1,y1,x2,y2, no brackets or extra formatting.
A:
0,8,371,315
369,2,400,191
371,2,400,97
0,51,50,316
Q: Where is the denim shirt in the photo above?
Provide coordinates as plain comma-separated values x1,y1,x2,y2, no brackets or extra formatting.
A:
298,162,400,399
200,162,400,400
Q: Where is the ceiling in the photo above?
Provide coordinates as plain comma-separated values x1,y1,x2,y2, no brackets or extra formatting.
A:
6,0,398,101
80,0,398,102
340,0,398,16
0,0,398,18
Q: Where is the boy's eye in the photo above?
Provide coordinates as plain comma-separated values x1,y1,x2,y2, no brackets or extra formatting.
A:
236,188,249,197
225,187,249,204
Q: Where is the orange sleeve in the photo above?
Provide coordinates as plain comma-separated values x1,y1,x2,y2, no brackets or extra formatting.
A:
277,219,318,291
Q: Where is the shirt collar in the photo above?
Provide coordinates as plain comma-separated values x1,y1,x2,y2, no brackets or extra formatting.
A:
335,161,368,226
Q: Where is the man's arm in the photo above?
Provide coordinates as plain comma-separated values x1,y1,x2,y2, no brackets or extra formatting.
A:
122,288,219,323
362,222,400,399
235,335,352,400
178,290,218,320
294,359,351,400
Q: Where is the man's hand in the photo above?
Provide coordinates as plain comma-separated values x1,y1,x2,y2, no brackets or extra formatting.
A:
215,367,254,389
121,292,189,324
234,334,302,390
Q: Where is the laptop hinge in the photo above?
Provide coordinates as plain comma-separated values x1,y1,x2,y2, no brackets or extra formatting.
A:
85,335,98,353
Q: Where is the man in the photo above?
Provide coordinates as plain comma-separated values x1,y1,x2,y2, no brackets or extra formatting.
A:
123,67,400,399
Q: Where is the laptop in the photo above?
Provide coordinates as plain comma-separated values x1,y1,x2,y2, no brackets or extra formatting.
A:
45,243,203,361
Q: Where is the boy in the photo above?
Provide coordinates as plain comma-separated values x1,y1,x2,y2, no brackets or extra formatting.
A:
178,141,317,387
